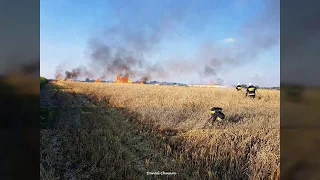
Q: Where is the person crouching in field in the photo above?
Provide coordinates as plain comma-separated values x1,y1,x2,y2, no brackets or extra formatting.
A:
208,107,225,125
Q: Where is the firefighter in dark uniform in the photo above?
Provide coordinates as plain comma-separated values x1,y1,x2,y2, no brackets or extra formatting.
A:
209,107,225,124
246,83,257,99
236,83,242,91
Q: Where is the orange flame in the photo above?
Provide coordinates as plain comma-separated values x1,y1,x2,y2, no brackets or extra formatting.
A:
94,79,101,83
115,76,132,83
57,77,63,82
140,81,145,84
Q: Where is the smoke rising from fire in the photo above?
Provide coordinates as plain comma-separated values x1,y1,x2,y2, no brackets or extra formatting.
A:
55,0,279,84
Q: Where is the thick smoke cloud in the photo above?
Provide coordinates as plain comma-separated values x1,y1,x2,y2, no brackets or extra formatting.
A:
203,66,216,77
56,0,279,85
88,39,144,78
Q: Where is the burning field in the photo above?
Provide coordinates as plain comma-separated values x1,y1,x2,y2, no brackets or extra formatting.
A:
40,81,280,179
40,2,281,178
115,76,132,83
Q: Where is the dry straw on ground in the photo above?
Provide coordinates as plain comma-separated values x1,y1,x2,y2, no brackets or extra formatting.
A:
41,82,280,179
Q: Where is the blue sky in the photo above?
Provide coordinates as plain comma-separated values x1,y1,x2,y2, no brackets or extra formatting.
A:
41,0,280,87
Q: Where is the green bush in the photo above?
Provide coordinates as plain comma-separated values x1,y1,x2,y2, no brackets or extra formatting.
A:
40,76,48,89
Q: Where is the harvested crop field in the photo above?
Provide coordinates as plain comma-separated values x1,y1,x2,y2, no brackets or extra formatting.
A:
40,81,280,179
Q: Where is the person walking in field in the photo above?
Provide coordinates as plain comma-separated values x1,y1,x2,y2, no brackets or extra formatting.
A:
236,83,242,91
246,83,257,99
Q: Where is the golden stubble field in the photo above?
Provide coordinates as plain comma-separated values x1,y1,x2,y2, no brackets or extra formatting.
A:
62,82,280,179
69,82,280,129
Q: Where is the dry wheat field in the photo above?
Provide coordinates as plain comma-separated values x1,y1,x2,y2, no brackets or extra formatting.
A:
40,81,280,179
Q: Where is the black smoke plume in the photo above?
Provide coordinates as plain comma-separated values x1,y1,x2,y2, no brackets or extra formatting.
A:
55,0,279,85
